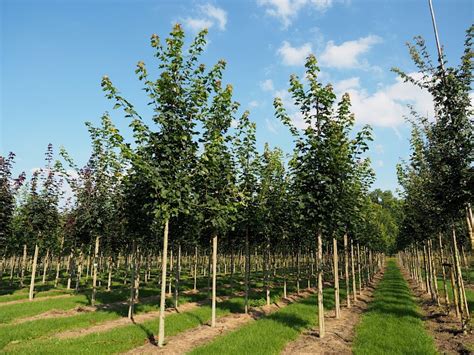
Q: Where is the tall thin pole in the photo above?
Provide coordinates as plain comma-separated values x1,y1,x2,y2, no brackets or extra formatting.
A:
428,0,445,71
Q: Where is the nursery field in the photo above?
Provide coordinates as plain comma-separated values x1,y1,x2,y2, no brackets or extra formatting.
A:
0,257,472,354
1,2,473,354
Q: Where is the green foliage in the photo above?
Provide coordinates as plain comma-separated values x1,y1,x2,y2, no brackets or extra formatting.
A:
275,54,374,243
0,153,25,252
395,25,473,247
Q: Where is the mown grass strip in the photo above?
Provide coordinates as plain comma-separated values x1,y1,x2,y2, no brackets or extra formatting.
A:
353,260,436,355
0,293,206,349
189,286,343,355
3,298,245,354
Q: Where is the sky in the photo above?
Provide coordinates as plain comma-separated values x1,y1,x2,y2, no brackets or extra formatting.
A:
1,0,473,193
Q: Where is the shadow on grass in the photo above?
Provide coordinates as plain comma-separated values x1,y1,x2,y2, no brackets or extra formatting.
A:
267,312,311,331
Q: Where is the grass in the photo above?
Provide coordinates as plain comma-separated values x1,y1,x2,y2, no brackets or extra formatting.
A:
0,293,204,349
0,267,353,353
189,286,345,355
3,298,245,354
437,276,474,314
353,259,437,355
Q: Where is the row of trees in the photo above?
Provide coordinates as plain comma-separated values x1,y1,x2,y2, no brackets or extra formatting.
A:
397,26,473,332
1,25,398,346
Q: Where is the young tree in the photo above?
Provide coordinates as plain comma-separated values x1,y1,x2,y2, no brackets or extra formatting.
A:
275,54,372,336
233,111,260,313
197,79,238,327
101,24,232,346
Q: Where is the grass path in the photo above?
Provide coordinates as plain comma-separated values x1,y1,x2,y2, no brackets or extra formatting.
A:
189,286,345,355
353,259,437,355
2,298,245,354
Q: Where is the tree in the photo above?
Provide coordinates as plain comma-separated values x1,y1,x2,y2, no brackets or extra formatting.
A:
275,54,373,336
197,78,238,327
101,24,231,346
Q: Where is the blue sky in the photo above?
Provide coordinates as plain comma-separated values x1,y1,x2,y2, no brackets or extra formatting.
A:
1,0,472,193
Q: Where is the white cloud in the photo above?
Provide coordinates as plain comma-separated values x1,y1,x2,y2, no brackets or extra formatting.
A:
249,100,260,108
278,41,312,66
260,79,275,92
375,144,384,154
377,160,384,167
201,4,227,30
334,73,434,128
320,35,382,69
273,72,434,130
258,0,333,28
183,18,213,32
333,77,360,92
182,3,227,32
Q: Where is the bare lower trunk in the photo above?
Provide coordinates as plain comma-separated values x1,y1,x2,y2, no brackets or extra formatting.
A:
42,249,50,284
107,256,113,291
344,233,351,308
211,234,218,327
351,239,357,302
244,226,250,314
452,227,469,332
357,243,362,294
158,219,169,347
438,233,450,310
76,249,83,291
174,244,181,308
20,244,27,288
265,238,271,306
333,238,340,319
317,232,325,338
29,243,39,301
193,246,198,292
467,204,474,251
128,242,136,320
91,236,100,306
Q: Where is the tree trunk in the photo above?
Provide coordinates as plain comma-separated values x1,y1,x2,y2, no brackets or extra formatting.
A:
193,246,198,292
423,244,431,296
211,234,218,327
357,243,362,294
439,233,450,313
168,247,173,296
42,248,50,284
467,203,474,251
230,244,235,293
91,236,100,306
317,232,325,338
333,238,340,319
76,249,83,291
107,255,113,291
20,244,27,288
244,226,250,314
158,219,169,347
29,243,39,301
344,233,351,308
128,241,136,320
351,239,357,302
174,244,181,308
452,227,469,332
265,237,271,306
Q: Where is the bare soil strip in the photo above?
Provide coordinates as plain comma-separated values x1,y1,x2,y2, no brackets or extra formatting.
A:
126,289,317,355
401,268,474,354
10,294,160,325
281,270,384,355
54,296,232,339
12,305,95,325
0,294,73,307
55,301,198,339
